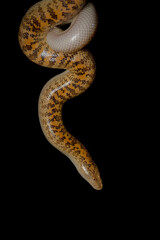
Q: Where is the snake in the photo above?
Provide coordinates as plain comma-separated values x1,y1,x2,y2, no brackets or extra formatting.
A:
18,0,103,190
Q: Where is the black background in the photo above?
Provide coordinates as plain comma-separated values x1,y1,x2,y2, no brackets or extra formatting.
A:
2,0,145,232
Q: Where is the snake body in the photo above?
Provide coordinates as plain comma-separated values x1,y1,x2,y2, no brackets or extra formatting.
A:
19,0,102,190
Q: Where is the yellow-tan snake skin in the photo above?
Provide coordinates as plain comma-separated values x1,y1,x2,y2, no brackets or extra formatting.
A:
18,0,103,190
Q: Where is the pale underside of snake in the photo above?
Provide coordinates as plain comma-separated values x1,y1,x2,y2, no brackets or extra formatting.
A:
19,0,103,190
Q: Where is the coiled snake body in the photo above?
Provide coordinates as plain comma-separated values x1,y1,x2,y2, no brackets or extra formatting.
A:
19,0,102,190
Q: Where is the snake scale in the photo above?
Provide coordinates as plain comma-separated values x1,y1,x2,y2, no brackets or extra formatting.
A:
19,0,103,190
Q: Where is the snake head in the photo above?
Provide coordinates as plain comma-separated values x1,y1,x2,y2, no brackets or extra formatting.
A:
77,161,103,190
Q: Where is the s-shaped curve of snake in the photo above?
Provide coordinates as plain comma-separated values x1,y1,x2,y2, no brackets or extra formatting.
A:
19,0,103,190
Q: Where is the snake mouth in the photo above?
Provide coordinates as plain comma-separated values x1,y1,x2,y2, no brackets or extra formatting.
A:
91,175,103,190
93,181,103,190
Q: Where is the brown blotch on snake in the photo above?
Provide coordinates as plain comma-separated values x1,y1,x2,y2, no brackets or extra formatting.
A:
18,0,103,190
